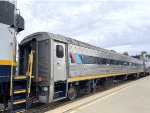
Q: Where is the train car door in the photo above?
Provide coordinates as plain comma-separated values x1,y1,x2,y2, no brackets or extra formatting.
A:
54,41,66,81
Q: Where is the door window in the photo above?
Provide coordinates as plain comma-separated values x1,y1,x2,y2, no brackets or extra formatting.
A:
56,45,64,58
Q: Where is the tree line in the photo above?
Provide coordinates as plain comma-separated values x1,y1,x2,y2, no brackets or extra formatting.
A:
124,51,150,59
111,50,150,59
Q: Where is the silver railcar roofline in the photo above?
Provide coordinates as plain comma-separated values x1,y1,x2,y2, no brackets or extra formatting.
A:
20,32,143,63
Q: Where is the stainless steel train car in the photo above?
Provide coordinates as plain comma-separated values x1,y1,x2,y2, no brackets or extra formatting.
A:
18,32,146,104
0,1,149,112
144,57,150,75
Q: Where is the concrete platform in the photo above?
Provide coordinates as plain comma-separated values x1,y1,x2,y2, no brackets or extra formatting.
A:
67,76,150,113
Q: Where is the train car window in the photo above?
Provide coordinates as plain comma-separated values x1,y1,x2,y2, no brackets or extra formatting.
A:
88,56,96,64
132,63,134,66
114,60,116,65
97,58,101,64
116,60,120,65
94,57,99,64
80,55,101,64
124,62,127,66
56,45,64,58
120,61,125,65
109,60,115,65
84,55,89,64
101,58,107,65
123,62,129,66
133,63,136,66
78,54,83,63
80,55,88,64
89,56,93,64
86,56,91,64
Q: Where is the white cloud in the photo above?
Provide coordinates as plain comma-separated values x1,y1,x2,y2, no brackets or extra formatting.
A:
17,0,150,55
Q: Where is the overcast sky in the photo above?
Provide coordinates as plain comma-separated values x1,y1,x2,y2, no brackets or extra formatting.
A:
17,0,150,56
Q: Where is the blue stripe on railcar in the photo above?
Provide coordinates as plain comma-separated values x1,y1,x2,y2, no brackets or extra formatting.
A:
74,53,82,64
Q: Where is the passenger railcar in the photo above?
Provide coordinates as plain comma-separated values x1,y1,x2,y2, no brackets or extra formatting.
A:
0,1,149,112
19,32,145,103
144,57,150,75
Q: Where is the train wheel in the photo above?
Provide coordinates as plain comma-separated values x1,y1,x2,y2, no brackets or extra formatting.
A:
67,86,77,100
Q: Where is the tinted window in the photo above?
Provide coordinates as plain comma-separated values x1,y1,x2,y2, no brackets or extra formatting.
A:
120,61,125,65
79,55,100,64
109,59,115,65
80,55,88,64
116,60,120,65
97,58,101,64
86,56,95,64
56,45,64,58
123,62,129,66
101,58,108,65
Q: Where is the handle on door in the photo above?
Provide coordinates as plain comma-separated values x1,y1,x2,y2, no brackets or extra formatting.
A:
57,63,61,67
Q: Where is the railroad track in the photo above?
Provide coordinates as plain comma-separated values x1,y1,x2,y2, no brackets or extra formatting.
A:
26,77,145,113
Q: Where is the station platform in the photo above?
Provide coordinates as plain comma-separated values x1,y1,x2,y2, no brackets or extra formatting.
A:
66,76,150,113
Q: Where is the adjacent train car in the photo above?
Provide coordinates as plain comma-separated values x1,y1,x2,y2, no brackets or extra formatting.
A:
0,21,16,82
0,1,16,83
0,2,17,110
0,16,16,113
19,32,145,103
144,57,150,75
0,1,24,82
0,1,25,112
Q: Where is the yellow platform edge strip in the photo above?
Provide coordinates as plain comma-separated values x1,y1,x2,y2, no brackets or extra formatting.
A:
13,99,26,105
68,71,143,82
0,60,17,66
